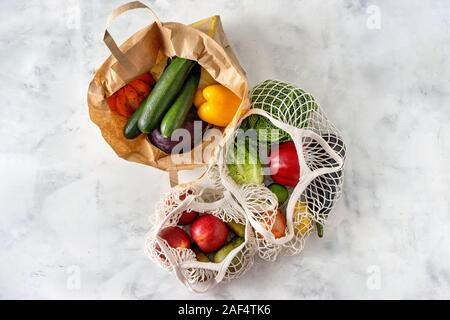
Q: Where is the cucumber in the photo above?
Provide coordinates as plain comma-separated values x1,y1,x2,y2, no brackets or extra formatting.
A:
123,106,144,139
138,57,196,133
160,65,200,138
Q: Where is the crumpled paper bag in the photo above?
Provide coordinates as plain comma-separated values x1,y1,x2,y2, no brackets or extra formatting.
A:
87,1,249,184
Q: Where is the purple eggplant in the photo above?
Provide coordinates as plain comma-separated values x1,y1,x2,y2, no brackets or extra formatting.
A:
148,109,206,154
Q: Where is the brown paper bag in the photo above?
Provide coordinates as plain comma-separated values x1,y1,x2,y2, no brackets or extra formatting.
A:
87,1,249,185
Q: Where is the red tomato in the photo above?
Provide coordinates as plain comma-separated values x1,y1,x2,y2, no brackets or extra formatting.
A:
137,73,155,86
122,86,140,111
106,93,118,113
105,72,154,117
116,89,134,117
129,79,151,100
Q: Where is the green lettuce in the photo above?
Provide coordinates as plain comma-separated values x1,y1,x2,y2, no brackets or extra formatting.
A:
226,140,264,185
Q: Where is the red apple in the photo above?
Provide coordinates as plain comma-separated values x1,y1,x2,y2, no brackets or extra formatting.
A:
179,189,194,201
164,189,194,207
158,226,191,249
190,214,229,253
178,210,199,225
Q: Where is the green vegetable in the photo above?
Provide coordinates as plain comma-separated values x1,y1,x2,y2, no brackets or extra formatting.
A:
138,57,196,133
241,114,291,144
316,222,324,238
226,139,263,185
268,183,289,204
227,221,245,237
160,65,200,138
123,106,144,139
214,237,244,263
249,79,319,130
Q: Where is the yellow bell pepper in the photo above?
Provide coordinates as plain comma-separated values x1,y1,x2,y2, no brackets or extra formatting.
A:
197,84,241,127
293,202,312,236
193,88,206,108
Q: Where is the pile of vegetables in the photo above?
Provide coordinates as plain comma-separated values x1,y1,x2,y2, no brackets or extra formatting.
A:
157,191,246,264
106,57,242,154
225,80,345,239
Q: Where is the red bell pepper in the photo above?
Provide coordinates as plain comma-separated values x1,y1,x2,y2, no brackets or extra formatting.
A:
269,141,300,187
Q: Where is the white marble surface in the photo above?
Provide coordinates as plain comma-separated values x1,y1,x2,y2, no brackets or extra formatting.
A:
1,0,449,299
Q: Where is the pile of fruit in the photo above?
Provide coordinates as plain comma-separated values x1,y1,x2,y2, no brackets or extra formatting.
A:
158,214,246,263
106,57,242,154
146,185,258,293
156,191,247,264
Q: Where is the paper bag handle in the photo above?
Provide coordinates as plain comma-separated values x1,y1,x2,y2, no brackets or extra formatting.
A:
168,169,179,188
103,1,160,74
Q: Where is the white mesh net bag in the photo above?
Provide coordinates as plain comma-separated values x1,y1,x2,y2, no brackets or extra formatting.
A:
217,79,346,261
145,176,257,293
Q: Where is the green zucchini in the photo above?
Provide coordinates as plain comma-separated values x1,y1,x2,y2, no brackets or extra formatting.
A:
123,106,144,139
316,222,324,238
137,57,196,133
160,65,200,138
